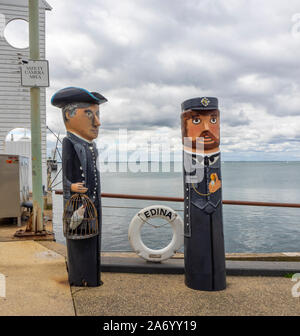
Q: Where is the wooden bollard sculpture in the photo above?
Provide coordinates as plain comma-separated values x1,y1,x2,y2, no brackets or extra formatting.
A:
181,97,226,291
51,87,107,286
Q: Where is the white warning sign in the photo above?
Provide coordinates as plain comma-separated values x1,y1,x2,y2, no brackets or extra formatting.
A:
21,60,49,87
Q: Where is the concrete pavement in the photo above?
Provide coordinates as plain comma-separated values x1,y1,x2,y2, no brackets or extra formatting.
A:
71,272,300,316
0,239,300,316
0,241,75,316
41,242,300,316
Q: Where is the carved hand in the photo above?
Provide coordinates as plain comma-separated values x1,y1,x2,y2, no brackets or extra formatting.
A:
71,182,88,194
208,173,221,193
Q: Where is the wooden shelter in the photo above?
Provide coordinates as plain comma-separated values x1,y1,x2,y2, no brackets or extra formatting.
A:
0,0,51,188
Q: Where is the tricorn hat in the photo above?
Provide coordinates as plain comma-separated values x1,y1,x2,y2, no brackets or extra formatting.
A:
51,87,108,108
181,97,218,111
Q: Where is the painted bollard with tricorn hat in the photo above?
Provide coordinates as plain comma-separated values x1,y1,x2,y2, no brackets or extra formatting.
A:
51,86,107,287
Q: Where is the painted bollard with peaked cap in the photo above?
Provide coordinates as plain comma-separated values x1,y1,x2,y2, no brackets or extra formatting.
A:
181,96,226,291
51,86,107,287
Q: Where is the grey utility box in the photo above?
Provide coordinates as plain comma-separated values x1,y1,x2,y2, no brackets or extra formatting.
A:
0,154,30,226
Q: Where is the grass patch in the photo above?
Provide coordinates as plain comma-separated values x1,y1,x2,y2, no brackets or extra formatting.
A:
284,273,295,278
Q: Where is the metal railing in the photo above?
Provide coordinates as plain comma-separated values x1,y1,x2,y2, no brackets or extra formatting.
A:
54,190,300,208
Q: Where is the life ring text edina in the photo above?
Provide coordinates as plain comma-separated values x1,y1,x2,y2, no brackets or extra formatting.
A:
128,205,184,262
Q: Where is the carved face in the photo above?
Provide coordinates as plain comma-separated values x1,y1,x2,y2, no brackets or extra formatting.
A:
65,104,100,141
181,109,220,153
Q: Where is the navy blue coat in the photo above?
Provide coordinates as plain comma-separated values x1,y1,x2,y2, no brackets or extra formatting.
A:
62,131,102,286
183,151,226,291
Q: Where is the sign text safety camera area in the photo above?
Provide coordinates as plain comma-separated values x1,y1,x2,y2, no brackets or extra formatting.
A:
21,60,49,87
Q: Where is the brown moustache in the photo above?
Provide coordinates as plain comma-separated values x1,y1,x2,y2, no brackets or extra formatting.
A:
198,131,219,143
184,131,219,151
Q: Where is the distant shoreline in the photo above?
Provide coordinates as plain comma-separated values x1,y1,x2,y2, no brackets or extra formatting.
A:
54,160,300,163
99,160,300,163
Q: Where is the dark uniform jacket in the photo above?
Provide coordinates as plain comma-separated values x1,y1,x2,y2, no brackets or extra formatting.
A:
183,150,221,237
62,132,101,214
62,131,102,286
183,150,226,291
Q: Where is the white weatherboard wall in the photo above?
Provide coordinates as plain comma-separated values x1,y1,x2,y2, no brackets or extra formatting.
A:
0,0,51,190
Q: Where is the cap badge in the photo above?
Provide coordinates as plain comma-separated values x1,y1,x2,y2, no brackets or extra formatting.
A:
201,97,210,107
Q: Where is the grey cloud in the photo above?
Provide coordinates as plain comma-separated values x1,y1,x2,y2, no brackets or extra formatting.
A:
268,136,300,145
45,0,300,158
222,110,251,127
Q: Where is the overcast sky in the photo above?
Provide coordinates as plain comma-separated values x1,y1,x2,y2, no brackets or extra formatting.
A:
43,0,300,161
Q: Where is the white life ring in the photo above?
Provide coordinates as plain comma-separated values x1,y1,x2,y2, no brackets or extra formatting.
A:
128,205,184,262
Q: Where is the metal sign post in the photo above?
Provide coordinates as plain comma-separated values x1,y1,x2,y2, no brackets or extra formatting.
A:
28,0,44,232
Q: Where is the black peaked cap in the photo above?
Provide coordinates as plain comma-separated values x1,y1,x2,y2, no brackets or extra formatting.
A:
181,97,218,111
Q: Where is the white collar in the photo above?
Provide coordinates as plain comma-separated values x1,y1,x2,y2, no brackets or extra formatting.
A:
68,131,93,144
183,148,220,157
184,149,220,167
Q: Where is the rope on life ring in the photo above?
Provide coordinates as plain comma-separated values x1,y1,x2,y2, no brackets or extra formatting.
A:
128,205,184,262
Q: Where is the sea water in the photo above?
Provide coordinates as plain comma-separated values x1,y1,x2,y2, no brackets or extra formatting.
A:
51,161,300,253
